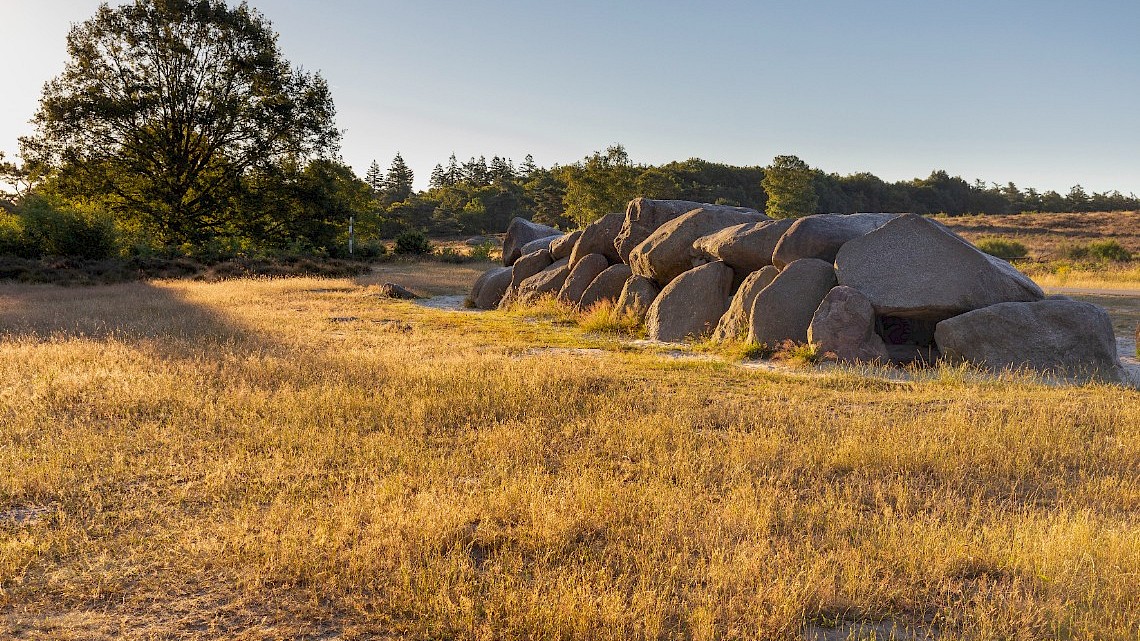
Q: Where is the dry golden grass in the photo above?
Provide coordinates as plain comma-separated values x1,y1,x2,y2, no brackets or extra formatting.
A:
937,211,1140,259
1,265,1139,640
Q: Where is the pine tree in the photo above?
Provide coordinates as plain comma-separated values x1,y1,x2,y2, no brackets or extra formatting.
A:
429,164,446,190
761,155,818,218
383,152,414,203
463,156,489,186
445,153,461,185
519,154,537,180
365,160,384,194
489,156,515,184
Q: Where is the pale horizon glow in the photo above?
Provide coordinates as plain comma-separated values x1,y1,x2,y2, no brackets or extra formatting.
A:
2,1,1139,197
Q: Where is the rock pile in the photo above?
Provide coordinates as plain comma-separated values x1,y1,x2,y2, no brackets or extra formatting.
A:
470,201,1127,383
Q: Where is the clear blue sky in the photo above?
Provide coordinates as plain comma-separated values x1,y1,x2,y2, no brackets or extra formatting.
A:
2,0,1138,195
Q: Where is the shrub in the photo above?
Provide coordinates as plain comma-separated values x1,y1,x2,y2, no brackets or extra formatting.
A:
1064,240,1133,262
394,230,432,255
10,196,117,259
1087,240,1132,262
469,242,496,262
974,237,1028,260
434,247,466,263
354,240,388,260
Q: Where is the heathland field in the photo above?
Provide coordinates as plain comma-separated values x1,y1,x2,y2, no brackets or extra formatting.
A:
1,261,1138,640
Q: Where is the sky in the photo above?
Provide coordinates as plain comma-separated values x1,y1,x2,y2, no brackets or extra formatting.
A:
2,0,1138,195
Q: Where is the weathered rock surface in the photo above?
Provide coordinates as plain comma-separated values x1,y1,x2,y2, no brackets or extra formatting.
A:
520,234,563,257
514,258,571,304
693,219,796,275
579,264,633,310
646,262,735,342
615,198,766,263
713,266,779,341
549,230,582,261
808,286,890,363
469,266,513,310
570,213,624,266
771,213,897,269
749,258,837,346
934,299,1125,382
505,249,553,300
835,214,1044,320
615,275,662,323
465,236,493,247
502,217,561,266
629,207,767,286
559,253,610,305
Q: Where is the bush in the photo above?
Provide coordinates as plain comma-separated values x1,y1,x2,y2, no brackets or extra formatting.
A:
7,196,117,259
434,247,466,263
394,230,432,255
975,237,1028,260
1064,240,1133,262
469,242,496,262
1087,240,1132,262
355,240,388,260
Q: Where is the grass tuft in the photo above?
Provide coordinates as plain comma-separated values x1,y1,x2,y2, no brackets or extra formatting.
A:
578,300,643,337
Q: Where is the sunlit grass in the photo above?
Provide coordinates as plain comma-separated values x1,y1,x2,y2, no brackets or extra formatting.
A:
1,269,1138,639
1024,261,1140,290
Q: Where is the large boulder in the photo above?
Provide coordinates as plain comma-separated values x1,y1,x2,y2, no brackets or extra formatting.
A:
646,262,735,342
615,198,766,263
502,217,561,266
713,266,779,341
580,264,633,310
549,230,582,261
748,258,837,346
502,249,553,304
771,213,897,269
615,275,661,323
835,214,1044,320
808,286,890,363
469,266,513,310
692,219,796,275
514,258,571,304
559,253,610,305
520,234,563,257
570,213,624,266
934,299,1125,383
629,207,767,286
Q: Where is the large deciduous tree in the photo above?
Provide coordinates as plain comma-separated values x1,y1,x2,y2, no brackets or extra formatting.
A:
20,0,340,245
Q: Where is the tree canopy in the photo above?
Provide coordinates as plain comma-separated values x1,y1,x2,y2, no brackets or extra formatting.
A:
19,0,340,246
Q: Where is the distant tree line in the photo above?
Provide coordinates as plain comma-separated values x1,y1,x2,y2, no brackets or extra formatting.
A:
361,147,1139,236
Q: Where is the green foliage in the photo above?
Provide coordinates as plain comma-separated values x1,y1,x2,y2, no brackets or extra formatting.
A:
469,242,496,262
0,195,115,259
20,0,339,247
394,230,432,255
975,237,1029,260
762,155,818,218
1065,240,1133,262
433,247,466,263
382,153,414,204
355,240,388,260
561,145,639,227
737,342,774,360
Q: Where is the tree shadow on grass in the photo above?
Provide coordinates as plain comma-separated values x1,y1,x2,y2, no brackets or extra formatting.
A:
0,280,276,356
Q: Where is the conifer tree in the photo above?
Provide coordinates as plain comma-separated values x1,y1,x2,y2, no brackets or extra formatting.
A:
383,153,414,203
365,160,384,194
